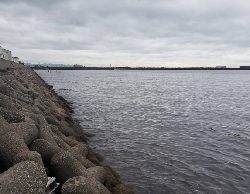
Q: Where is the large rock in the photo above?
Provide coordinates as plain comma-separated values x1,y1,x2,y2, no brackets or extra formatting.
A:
103,166,121,190
10,120,39,145
34,98,46,113
50,151,87,183
86,166,107,184
13,151,44,168
63,136,81,147
0,107,25,123
53,135,71,150
0,131,28,169
51,126,85,150
69,150,95,169
45,115,60,126
51,126,79,147
61,176,111,194
57,121,77,137
0,93,21,112
30,139,61,164
0,84,14,97
111,184,134,194
50,125,66,137
0,115,9,135
70,144,89,158
67,144,95,168
87,149,103,166
0,161,47,194
39,124,58,146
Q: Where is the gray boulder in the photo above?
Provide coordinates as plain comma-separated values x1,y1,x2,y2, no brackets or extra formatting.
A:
51,126,80,147
0,131,28,169
57,121,77,137
13,151,44,168
69,150,95,169
67,144,95,168
103,166,121,190
0,161,47,194
86,166,107,184
10,120,39,145
86,149,102,166
111,184,134,194
0,93,22,112
50,151,87,183
63,136,80,147
29,139,61,164
39,124,58,146
0,115,9,135
0,107,25,123
53,135,71,151
45,115,60,126
70,144,88,157
61,176,111,194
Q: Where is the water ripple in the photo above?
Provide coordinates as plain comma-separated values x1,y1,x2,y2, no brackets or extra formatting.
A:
37,70,250,194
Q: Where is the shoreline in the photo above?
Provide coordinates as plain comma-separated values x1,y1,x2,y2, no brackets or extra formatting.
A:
0,59,133,194
32,66,250,71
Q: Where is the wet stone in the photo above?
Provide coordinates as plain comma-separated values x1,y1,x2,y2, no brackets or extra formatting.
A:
68,149,95,169
50,151,87,183
86,166,107,184
61,176,111,194
111,184,134,194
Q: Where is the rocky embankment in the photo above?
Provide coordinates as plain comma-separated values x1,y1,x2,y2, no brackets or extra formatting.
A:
0,59,133,194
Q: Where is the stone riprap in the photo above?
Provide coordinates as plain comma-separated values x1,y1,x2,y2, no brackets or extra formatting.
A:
0,59,133,194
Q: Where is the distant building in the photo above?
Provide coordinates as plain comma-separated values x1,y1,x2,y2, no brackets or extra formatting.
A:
215,66,227,69
0,46,4,59
73,64,83,68
12,57,19,63
240,66,250,70
0,46,12,61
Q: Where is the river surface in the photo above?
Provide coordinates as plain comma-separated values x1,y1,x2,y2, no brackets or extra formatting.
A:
37,70,250,194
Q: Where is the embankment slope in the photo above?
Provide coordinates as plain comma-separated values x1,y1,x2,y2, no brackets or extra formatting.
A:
0,58,133,194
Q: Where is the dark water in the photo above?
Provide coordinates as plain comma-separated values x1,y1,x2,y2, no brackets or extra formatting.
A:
37,70,250,194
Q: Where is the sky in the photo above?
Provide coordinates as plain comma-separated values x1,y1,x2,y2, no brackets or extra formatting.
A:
0,0,250,67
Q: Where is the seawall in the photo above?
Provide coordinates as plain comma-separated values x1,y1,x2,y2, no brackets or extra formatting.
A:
0,58,133,194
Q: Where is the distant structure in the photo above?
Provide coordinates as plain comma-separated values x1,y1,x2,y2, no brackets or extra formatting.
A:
240,66,250,70
12,57,19,63
73,64,83,68
0,45,21,64
0,46,12,61
215,66,227,69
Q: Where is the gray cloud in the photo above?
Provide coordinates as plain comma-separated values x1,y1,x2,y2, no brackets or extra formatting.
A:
0,0,250,66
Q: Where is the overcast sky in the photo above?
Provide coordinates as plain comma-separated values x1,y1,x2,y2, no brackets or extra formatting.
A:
0,0,250,67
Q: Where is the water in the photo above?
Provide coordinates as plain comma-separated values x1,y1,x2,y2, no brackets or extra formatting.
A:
37,70,250,194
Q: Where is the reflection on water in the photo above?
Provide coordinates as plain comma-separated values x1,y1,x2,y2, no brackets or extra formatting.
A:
37,70,250,194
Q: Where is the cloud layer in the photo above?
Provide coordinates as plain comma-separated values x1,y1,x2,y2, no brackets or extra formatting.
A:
0,0,250,66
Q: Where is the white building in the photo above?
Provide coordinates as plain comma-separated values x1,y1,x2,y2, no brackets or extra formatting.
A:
0,46,4,59
12,57,19,63
0,46,12,61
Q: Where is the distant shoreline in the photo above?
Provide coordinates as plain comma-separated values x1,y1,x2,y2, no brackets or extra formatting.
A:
32,66,250,71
